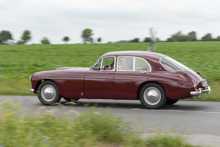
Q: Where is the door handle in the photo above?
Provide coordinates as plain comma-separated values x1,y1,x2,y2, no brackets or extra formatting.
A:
140,71,147,74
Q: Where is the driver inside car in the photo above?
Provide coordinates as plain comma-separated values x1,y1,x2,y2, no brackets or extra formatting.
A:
108,61,114,70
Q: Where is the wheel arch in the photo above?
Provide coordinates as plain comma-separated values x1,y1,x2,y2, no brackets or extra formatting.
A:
35,79,52,91
137,81,166,100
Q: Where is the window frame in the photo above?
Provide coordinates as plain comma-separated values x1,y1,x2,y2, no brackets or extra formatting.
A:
92,56,116,71
159,56,189,71
135,57,152,72
117,56,152,72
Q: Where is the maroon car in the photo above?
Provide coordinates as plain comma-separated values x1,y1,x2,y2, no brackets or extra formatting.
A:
30,51,211,108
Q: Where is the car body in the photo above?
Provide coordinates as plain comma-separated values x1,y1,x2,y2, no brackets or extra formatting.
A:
30,51,211,108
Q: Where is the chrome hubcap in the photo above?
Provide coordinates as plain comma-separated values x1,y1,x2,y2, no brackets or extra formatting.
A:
143,87,161,105
41,84,56,102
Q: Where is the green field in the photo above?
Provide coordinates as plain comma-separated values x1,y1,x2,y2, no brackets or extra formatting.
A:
0,42,219,100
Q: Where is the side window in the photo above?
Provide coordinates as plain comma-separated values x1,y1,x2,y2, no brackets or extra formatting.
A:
118,56,134,71
102,57,115,70
93,59,102,70
135,57,151,71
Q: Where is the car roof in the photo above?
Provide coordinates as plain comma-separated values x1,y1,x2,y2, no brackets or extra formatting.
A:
102,51,165,61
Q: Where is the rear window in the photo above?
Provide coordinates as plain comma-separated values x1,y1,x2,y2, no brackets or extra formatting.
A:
160,56,190,71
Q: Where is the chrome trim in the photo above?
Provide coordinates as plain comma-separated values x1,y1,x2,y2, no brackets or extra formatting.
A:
43,78,84,80
91,58,102,70
143,87,161,105
100,56,116,71
135,57,152,72
190,86,211,97
30,89,34,92
41,84,57,102
159,56,192,71
159,56,181,71
91,56,116,71
85,78,105,81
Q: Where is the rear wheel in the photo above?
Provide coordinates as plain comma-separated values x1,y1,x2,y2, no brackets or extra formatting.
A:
139,83,167,109
166,99,179,105
37,81,61,105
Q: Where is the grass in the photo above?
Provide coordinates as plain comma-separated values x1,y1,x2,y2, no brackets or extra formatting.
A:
0,99,201,147
0,42,219,101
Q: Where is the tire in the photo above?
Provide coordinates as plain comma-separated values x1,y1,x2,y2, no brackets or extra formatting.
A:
37,81,61,105
63,98,79,102
166,99,179,105
139,83,167,109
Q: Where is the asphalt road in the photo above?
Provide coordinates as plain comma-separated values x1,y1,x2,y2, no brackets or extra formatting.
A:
1,95,220,135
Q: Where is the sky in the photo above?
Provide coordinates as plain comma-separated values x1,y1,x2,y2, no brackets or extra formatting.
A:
1,0,220,44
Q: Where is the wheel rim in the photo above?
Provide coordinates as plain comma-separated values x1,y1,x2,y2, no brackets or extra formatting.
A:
41,84,57,102
143,87,161,105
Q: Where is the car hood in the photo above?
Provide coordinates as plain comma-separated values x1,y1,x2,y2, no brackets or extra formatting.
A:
32,67,90,81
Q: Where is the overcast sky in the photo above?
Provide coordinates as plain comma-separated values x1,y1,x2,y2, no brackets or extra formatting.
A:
1,0,220,44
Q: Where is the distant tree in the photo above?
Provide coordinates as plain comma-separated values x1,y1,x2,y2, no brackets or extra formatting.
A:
81,28,93,43
188,31,197,41
171,31,189,42
41,37,50,44
167,38,174,42
201,33,212,41
17,40,24,45
97,37,101,43
216,36,220,41
144,37,151,42
131,38,139,42
0,30,13,44
21,30,31,44
63,36,70,44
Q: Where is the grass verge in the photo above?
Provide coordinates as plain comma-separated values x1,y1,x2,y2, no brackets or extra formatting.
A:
0,99,201,147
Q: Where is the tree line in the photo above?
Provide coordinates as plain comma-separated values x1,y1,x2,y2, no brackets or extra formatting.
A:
0,30,50,45
167,31,220,42
0,29,220,45
0,29,102,45
119,31,220,43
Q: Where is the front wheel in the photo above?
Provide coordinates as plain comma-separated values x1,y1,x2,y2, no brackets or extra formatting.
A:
37,81,61,105
139,83,167,109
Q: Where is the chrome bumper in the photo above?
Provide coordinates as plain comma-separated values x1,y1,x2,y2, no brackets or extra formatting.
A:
30,89,34,92
190,86,211,97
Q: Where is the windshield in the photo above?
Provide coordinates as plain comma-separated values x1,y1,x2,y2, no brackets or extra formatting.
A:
160,56,190,71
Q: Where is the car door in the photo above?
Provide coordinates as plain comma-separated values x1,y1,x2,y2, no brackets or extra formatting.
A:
114,56,151,99
85,56,115,99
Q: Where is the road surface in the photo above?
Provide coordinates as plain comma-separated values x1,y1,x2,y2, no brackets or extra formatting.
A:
1,95,219,135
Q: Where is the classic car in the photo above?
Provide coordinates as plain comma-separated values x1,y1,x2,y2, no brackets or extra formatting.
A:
30,51,211,109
